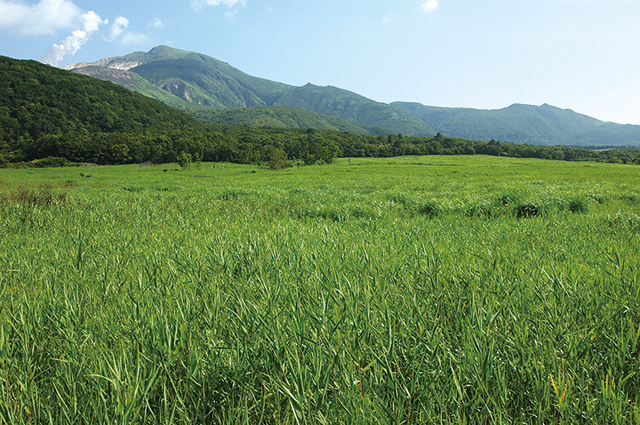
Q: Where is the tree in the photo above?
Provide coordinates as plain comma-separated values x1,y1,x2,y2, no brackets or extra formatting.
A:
193,152,203,170
111,143,130,164
177,151,192,170
266,146,290,170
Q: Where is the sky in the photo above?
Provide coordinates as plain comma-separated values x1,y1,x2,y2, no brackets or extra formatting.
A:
1,0,639,125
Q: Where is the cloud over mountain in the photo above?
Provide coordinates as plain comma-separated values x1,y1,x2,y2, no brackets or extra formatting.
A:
0,0,147,66
42,10,106,66
107,16,129,42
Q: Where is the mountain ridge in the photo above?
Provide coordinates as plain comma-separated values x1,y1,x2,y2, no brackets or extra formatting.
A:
64,45,640,146
65,46,435,137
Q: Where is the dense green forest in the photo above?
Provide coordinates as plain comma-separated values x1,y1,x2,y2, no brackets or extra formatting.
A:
188,106,372,134
2,55,640,168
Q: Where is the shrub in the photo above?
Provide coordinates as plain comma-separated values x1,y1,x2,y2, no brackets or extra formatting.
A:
266,147,291,170
177,151,192,170
412,200,442,218
567,197,588,213
388,193,410,205
497,192,520,206
515,202,541,218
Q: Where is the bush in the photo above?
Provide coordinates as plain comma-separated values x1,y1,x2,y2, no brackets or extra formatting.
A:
266,147,291,170
498,192,520,206
177,151,192,170
567,197,588,213
515,202,541,218
411,200,442,218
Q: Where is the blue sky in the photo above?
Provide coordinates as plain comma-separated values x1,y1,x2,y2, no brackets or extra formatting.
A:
1,0,639,125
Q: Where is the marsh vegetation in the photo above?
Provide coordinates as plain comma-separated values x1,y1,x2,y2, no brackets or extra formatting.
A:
0,156,639,423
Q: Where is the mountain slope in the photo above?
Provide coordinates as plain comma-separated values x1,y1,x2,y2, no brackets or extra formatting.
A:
189,106,371,134
64,45,639,146
392,102,640,147
69,65,197,110
271,84,431,136
66,46,435,136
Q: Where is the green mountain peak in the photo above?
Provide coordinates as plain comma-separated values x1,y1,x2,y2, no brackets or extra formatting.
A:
65,46,435,137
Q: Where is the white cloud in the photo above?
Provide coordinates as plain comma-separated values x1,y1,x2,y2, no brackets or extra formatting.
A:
42,10,106,66
0,0,82,35
420,0,439,13
81,10,103,33
109,16,153,46
2,1,143,66
107,15,129,42
149,17,164,29
191,0,245,11
120,31,149,46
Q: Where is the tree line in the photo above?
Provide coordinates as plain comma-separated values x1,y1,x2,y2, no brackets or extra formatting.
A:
5,125,640,169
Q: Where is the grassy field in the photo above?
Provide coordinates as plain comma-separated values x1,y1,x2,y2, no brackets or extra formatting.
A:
0,155,639,424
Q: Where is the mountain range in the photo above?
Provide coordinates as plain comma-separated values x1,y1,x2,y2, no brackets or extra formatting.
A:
64,46,640,147
64,46,433,137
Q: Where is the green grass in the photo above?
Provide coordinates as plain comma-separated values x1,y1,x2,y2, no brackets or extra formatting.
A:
0,156,639,423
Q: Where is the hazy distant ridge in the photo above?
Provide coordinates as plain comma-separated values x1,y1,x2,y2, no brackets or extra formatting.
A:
392,102,640,147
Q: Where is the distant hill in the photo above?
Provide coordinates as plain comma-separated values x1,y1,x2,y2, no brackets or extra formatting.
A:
64,46,435,137
270,84,427,136
189,106,373,134
392,102,640,147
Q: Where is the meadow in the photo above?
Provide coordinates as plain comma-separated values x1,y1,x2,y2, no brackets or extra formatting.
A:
0,155,639,424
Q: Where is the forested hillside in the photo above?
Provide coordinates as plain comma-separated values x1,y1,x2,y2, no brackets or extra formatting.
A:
189,106,372,134
0,56,343,166
0,55,207,164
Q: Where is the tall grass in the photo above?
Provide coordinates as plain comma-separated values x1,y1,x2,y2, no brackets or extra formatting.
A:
0,156,639,423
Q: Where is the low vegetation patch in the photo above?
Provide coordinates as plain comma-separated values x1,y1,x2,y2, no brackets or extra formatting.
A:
3,187,69,207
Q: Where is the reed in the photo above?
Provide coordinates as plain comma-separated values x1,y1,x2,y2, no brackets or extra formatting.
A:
0,156,638,423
